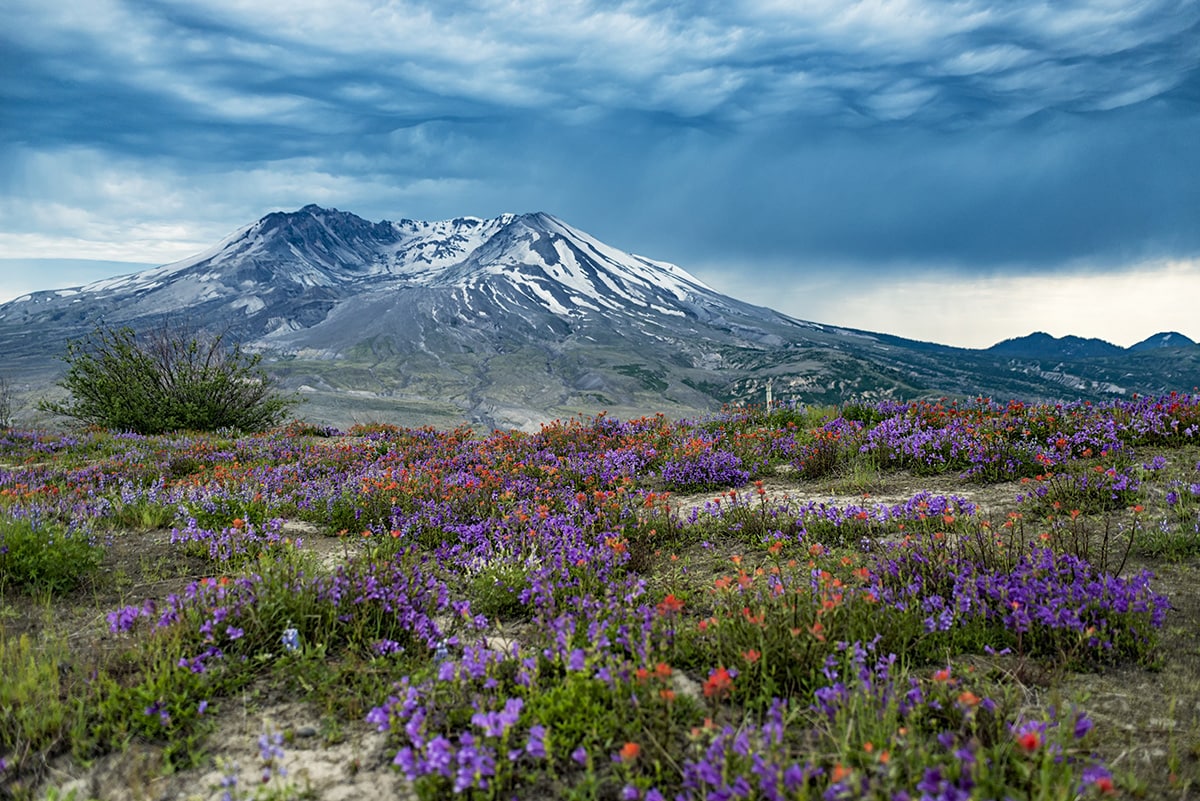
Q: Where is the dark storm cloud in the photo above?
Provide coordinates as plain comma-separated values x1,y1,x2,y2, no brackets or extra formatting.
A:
1,0,1198,277
612,106,1200,272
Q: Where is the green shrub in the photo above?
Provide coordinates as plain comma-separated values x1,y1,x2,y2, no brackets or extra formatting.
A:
39,324,298,435
80,641,216,770
0,634,75,782
464,563,535,620
0,517,103,595
104,499,179,532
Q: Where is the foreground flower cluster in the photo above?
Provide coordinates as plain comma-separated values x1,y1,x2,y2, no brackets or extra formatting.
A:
3,394,1199,798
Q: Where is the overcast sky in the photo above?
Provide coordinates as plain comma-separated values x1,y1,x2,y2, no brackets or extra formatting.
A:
1,0,1198,348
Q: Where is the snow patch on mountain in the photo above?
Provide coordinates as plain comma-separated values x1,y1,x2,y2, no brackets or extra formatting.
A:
31,206,727,328
383,215,515,275
231,296,266,314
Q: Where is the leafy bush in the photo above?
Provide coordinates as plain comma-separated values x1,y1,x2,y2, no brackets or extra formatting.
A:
0,517,103,595
39,324,297,434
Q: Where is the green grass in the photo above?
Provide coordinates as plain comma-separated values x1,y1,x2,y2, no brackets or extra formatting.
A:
0,518,103,596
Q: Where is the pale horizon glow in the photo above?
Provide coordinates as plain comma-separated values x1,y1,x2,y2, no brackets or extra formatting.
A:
698,258,1200,350
0,232,209,264
0,259,157,302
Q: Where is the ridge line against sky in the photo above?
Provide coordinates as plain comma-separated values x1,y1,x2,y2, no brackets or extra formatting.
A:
1,0,1198,348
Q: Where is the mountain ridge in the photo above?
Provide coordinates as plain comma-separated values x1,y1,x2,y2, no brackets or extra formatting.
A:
986,332,1126,360
986,331,1198,359
1128,331,1197,352
2,206,1198,431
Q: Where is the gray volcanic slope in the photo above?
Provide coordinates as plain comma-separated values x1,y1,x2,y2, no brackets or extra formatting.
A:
3,206,1197,430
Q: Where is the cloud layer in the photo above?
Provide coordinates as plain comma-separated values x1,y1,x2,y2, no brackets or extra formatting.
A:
1,0,1198,344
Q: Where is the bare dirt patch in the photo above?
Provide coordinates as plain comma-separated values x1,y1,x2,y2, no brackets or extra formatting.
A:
45,696,414,801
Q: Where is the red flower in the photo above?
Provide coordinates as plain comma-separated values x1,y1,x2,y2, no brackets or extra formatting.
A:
703,666,734,699
1017,730,1041,753
656,594,684,616
619,741,641,762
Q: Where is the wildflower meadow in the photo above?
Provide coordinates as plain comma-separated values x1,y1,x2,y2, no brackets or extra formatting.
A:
3,394,1200,800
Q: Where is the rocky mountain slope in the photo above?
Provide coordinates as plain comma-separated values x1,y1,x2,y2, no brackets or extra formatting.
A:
2,206,1197,430
1128,332,1197,351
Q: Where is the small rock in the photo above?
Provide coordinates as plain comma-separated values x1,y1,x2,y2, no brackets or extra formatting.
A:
281,520,323,536
486,636,519,655
671,671,703,701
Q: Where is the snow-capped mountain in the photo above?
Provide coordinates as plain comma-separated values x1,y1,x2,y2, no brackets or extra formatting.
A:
86,205,714,306
3,206,1197,430
6,206,742,340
